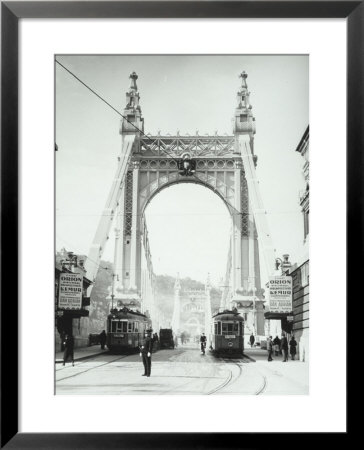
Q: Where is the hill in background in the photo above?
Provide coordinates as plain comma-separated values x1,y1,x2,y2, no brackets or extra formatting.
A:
89,265,221,333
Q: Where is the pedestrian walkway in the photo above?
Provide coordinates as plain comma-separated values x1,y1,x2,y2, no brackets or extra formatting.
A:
244,347,309,393
55,345,107,364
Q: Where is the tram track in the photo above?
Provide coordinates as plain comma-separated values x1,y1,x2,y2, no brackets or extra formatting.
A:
206,361,243,395
56,354,129,382
255,373,268,395
207,358,268,395
56,351,269,395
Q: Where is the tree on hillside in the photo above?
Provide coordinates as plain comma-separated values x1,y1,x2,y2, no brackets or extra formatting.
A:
89,260,113,333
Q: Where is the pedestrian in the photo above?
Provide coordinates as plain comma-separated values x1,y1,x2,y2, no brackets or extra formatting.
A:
267,336,273,361
281,333,288,362
140,328,153,377
200,333,207,354
289,336,297,360
273,335,280,356
152,332,159,351
174,334,178,348
249,333,255,348
99,330,107,350
63,334,74,366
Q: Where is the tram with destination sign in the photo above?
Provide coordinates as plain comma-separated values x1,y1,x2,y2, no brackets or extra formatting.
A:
210,309,244,356
107,307,152,353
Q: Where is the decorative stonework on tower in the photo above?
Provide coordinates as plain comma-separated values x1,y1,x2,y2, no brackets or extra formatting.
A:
234,71,256,135
230,71,265,335
121,72,144,135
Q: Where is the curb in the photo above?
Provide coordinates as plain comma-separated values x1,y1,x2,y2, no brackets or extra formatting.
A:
243,353,256,362
55,350,107,364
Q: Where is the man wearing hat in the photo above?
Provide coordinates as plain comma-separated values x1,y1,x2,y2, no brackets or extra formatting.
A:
140,328,153,377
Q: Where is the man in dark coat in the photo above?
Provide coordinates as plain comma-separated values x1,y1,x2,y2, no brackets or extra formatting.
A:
99,330,107,350
249,333,255,348
63,334,74,366
152,332,159,351
200,333,207,354
273,335,281,356
289,336,297,360
281,333,289,362
140,328,153,377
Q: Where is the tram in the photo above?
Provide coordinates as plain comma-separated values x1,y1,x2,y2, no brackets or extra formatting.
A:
210,309,244,356
106,306,152,353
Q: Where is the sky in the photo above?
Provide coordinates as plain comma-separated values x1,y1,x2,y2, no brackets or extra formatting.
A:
56,55,308,286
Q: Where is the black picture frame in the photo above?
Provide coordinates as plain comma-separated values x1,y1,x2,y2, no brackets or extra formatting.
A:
1,1,357,448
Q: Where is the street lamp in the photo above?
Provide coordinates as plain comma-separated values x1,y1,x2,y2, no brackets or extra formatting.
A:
275,254,291,274
110,273,119,311
251,286,258,337
248,279,258,337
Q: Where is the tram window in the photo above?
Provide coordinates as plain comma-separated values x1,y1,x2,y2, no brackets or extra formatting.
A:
128,322,134,332
233,323,239,333
222,323,235,335
116,321,127,333
111,321,117,332
214,323,218,334
134,322,139,332
218,322,221,334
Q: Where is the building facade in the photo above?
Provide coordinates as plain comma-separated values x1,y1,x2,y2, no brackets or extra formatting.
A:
289,126,309,361
55,248,92,350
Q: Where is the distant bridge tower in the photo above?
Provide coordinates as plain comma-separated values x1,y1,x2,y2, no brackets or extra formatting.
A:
171,274,181,332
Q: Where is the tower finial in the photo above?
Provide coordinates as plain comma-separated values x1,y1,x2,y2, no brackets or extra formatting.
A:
121,72,144,134
205,273,211,291
239,71,248,89
233,70,255,136
129,72,138,92
174,273,181,290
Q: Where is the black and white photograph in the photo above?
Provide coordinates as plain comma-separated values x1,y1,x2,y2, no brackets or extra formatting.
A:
55,54,309,395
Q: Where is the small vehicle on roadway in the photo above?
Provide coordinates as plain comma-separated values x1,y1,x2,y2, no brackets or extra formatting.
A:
210,309,244,356
201,340,206,355
159,328,175,349
106,306,152,353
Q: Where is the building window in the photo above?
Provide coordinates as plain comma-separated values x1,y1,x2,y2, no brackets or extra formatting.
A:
301,261,309,287
304,209,309,239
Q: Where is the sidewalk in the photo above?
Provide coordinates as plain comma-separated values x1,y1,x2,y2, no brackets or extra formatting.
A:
55,345,107,364
244,347,309,392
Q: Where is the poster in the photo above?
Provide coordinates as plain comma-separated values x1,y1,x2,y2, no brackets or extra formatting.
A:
269,276,292,313
58,273,83,309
